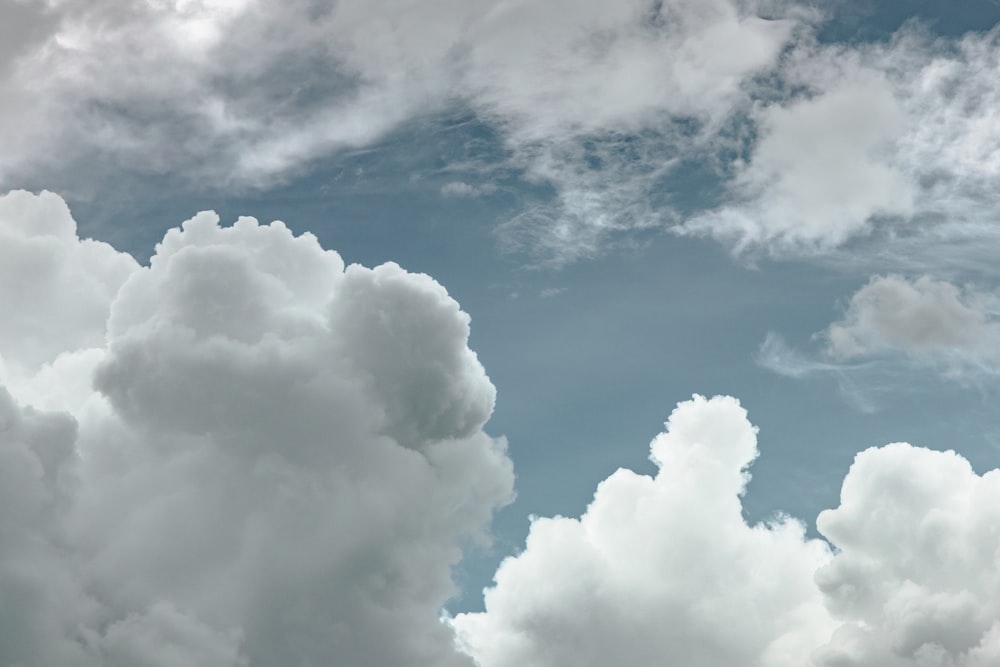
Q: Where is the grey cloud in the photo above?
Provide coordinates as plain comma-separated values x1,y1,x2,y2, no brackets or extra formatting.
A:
4,3,1000,264
0,0,800,263
0,191,513,666
0,190,138,373
758,276,1000,402
684,25,1000,259
9,189,1000,666
825,274,1000,366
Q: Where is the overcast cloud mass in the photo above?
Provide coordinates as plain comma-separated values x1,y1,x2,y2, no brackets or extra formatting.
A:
3,0,1000,665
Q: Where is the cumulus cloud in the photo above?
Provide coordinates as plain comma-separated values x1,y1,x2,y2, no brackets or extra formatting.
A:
683,65,915,251
453,394,835,667
454,394,1000,667
7,190,1000,666
684,25,1000,257
812,442,1000,666
824,274,1000,371
0,189,138,372
0,190,513,666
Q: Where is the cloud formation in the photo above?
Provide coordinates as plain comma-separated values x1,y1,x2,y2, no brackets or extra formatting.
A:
5,3,998,263
455,394,1000,667
685,25,1000,256
826,275,996,358
0,0,801,261
453,394,835,666
817,275,1000,382
0,190,513,666
6,190,1000,665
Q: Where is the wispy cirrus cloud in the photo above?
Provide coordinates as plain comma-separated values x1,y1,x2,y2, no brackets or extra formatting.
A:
1,2,999,265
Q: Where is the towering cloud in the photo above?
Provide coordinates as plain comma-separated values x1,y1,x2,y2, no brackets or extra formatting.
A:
6,190,1000,666
453,395,836,666
455,395,1000,667
0,191,513,666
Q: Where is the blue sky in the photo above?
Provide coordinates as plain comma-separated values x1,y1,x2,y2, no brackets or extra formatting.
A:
3,1,1000,665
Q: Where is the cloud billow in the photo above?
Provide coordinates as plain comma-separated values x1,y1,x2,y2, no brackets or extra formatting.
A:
0,190,513,666
455,395,1000,667
5,190,1000,665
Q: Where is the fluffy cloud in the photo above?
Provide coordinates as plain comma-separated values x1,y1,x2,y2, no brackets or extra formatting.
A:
0,189,138,372
813,443,1000,666
455,394,1000,667
7,189,1000,666
683,65,915,251
453,394,835,667
0,190,513,666
824,274,1000,371
685,25,1000,256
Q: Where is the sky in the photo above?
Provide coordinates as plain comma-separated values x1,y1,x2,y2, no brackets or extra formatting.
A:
3,1,1000,665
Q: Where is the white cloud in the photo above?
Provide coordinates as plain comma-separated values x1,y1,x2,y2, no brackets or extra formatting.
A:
813,442,1000,666
0,0,801,261
3,4,1000,263
0,189,138,373
455,394,1000,667
825,275,1000,371
441,181,497,198
684,25,1000,258
454,395,836,667
8,191,1000,665
0,190,513,666
684,66,915,251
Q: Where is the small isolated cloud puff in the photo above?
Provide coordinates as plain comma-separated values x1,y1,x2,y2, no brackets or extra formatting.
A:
825,274,1000,370
0,190,513,666
441,181,498,198
454,394,1000,667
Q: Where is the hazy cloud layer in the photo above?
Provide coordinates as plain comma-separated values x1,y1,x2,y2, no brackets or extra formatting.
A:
454,395,835,666
455,394,1000,667
0,190,513,666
